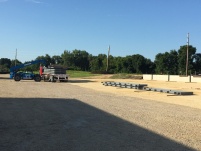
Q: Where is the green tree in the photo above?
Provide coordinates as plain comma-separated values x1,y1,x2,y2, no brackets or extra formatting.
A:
89,56,100,72
105,55,116,73
0,58,11,68
36,54,52,66
154,53,164,74
168,50,178,74
78,50,90,71
61,50,74,68
121,56,133,73
192,53,201,74
10,59,22,67
0,58,12,73
89,54,107,73
144,58,155,74
52,55,62,65
113,57,124,73
71,50,90,70
131,54,147,74
0,65,9,73
155,50,178,75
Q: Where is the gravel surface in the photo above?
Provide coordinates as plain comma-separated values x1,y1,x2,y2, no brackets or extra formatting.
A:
0,78,201,151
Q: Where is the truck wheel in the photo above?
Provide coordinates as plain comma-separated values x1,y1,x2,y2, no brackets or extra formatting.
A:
34,74,41,82
14,74,21,81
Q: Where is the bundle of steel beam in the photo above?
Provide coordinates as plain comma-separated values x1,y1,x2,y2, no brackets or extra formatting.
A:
102,81,193,95
102,81,148,90
43,65,66,74
143,87,193,95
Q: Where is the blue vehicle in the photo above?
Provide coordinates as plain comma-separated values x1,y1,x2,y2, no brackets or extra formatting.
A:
10,60,46,82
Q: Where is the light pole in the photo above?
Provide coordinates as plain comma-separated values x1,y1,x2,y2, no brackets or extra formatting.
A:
15,49,17,66
186,33,189,76
106,45,110,72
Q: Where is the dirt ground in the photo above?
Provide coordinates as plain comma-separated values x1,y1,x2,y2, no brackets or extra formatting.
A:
72,75,201,110
0,74,201,151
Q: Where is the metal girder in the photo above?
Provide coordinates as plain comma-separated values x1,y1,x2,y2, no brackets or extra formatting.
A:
143,87,193,95
102,81,193,95
102,81,147,89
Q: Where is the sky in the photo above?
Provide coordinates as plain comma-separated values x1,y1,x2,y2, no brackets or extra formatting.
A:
0,0,201,63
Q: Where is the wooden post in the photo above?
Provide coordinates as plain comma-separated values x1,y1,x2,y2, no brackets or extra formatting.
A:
106,45,110,72
15,49,17,66
186,33,189,76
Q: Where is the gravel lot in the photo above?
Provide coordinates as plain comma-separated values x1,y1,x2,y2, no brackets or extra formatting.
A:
0,75,201,151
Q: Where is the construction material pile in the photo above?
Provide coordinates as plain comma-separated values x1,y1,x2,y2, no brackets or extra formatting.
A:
102,81,193,95
42,65,68,82
43,65,66,75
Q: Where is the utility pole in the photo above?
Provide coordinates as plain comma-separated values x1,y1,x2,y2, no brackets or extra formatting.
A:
15,49,17,66
186,33,189,76
106,45,110,72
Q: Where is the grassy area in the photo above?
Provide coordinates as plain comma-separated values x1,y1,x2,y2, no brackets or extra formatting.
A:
33,69,143,79
32,70,99,78
67,70,100,78
110,73,143,79
67,71,143,79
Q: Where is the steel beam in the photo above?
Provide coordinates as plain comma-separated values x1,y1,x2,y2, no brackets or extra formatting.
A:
102,81,193,95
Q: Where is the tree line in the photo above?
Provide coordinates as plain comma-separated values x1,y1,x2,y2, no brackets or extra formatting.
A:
1,45,201,75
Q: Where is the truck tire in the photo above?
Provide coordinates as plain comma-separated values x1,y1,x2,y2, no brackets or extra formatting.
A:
34,74,41,82
14,74,21,81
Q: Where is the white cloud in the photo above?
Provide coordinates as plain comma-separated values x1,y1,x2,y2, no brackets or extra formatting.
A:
0,0,8,2
25,0,43,4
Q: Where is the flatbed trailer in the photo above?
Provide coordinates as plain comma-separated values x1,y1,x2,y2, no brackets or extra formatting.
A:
42,73,68,82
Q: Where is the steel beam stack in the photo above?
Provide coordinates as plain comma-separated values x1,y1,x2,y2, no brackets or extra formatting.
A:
102,81,193,95
102,81,147,90
43,65,66,74
143,87,193,95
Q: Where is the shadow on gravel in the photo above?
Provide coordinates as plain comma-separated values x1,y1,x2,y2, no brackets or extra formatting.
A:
68,79,96,83
0,77,10,80
0,98,195,151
